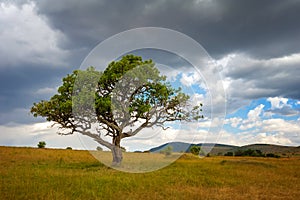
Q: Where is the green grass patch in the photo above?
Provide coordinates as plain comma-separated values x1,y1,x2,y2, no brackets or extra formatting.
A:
0,146,299,199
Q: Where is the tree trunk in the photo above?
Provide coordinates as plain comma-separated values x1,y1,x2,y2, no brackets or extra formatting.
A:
111,135,123,166
111,146,123,166
79,130,123,166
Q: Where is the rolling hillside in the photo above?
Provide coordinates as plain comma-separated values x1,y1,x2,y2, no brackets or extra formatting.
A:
149,142,300,156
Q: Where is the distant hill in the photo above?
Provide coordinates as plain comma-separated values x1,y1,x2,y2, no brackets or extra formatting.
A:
148,142,300,156
238,144,300,155
149,142,238,154
150,142,189,153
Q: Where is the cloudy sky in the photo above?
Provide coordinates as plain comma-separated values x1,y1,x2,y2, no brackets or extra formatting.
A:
0,0,300,151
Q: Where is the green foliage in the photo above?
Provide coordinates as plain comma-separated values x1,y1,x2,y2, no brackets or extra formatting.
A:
266,153,281,158
31,55,203,134
234,149,265,157
224,149,281,158
190,145,201,155
96,146,103,151
37,141,46,148
224,152,234,156
189,145,207,156
66,147,72,150
160,145,173,156
31,55,203,163
31,71,78,130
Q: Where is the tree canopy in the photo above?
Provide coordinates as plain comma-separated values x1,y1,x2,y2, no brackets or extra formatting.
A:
31,55,203,165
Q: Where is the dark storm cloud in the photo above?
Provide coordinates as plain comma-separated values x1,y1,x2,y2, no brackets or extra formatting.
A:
1,0,300,125
0,64,74,124
33,0,300,58
34,0,148,49
210,0,300,58
224,53,300,101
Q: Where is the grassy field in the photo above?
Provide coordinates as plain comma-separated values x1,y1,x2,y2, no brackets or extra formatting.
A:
0,146,299,200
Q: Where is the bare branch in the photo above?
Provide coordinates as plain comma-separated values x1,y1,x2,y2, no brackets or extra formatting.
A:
76,129,113,150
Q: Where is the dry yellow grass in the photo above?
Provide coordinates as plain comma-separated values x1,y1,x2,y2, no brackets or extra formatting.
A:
91,150,183,173
0,146,299,199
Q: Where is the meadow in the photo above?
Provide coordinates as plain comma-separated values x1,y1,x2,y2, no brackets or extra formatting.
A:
0,146,299,200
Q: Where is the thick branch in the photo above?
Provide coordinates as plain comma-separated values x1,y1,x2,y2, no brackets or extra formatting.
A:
122,106,160,138
76,129,113,150
98,116,122,133
122,101,196,138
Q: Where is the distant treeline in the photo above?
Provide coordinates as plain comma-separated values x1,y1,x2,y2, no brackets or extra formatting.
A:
224,149,281,158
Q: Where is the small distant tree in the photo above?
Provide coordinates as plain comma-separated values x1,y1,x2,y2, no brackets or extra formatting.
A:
66,147,72,150
37,141,46,148
251,149,264,157
96,146,103,151
190,145,208,156
234,149,244,156
190,145,201,155
224,152,234,156
266,153,280,158
160,146,173,156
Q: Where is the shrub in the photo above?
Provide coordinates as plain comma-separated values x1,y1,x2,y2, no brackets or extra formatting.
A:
234,149,265,157
66,147,72,150
37,141,46,148
266,153,281,158
160,146,173,156
190,145,208,156
224,152,234,156
234,150,244,156
190,145,201,155
96,146,103,151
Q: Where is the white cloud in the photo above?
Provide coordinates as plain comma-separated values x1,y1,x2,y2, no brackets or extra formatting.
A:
180,72,201,86
265,97,299,116
217,129,294,146
1,114,299,152
0,2,68,67
219,53,300,114
190,93,204,107
227,105,266,131
223,100,300,146
267,97,288,109
0,122,87,149
254,132,292,145
215,53,236,68
262,118,300,133
239,121,260,131
225,117,242,128
247,104,264,122
156,63,182,82
35,87,57,96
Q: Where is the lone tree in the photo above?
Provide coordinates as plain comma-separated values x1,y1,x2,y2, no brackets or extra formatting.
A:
31,55,203,166
190,145,201,155
37,141,46,148
189,145,207,156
